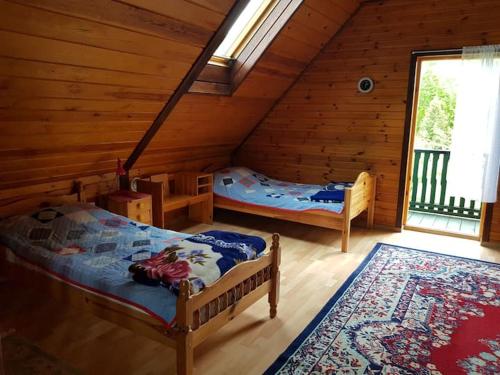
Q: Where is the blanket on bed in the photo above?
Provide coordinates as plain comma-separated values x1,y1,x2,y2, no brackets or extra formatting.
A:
214,167,345,214
129,230,266,294
0,205,266,327
309,182,353,203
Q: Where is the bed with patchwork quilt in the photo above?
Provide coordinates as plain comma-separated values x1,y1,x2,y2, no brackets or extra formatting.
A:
0,190,281,375
214,167,376,252
0,204,268,325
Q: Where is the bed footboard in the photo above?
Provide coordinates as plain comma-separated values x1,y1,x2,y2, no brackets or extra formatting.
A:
341,172,376,252
175,234,281,375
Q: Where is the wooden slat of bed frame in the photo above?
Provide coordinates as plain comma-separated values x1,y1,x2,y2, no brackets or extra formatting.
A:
0,181,84,219
214,196,345,230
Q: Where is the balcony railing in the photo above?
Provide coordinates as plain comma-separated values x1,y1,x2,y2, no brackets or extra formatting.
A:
409,149,481,219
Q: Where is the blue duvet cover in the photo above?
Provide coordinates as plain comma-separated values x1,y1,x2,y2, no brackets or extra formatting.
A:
0,204,264,327
214,167,344,214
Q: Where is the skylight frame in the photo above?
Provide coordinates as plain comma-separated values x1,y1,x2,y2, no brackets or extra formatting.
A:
191,0,304,96
211,0,278,63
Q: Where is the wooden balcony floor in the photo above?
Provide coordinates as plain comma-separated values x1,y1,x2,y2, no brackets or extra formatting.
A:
407,210,480,237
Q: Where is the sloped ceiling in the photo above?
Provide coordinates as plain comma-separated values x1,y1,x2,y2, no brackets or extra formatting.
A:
0,0,360,190
135,0,361,173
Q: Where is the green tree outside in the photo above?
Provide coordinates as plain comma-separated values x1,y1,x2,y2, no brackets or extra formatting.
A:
415,61,458,150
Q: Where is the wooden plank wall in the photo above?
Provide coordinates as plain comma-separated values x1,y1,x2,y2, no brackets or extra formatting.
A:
135,0,361,171
0,0,359,204
0,158,225,208
0,0,235,192
236,0,500,231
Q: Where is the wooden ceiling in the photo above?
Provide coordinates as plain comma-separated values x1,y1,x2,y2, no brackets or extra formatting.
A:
135,0,360,174
0,0,360,190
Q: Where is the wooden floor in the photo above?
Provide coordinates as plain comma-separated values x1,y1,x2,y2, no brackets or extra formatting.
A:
1,209,499,375
407,210,480,236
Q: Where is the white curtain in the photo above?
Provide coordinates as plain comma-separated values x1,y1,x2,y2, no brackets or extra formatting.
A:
447,45,500,203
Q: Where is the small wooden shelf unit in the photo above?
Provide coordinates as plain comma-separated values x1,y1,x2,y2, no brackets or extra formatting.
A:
137,172,213,229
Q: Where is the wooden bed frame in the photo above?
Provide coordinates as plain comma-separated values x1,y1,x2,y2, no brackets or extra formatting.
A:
0,182,281,375
214,171,376,252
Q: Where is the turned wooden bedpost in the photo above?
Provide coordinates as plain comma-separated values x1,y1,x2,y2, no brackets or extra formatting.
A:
342,189,352,253
74,180,86,203
176,280,193,375
367,175,376,229
269,233,281,319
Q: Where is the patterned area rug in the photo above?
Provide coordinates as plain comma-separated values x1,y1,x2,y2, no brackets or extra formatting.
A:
2,335,81,375
266,243,500,374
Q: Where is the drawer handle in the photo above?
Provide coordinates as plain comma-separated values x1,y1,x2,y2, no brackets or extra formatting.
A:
137,215,142,221
137,203,144,209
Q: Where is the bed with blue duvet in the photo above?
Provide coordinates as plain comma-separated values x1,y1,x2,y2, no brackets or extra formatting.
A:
0,203,274,329
214,167,351,214
214,167,376,252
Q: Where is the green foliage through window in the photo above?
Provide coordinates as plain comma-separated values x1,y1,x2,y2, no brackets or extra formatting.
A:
415,60,459,150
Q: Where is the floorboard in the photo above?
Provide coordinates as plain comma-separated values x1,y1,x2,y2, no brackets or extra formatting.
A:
1,209,498,374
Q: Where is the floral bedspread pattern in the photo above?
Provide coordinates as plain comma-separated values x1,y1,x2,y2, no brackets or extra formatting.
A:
214,167,344,214
0,205,265,327
266,244,500,374
129,230,266,294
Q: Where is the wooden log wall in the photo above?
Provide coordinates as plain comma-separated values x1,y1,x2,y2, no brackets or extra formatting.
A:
0,158,227,210
0,0,234,192
0,0,359,204
237,0,500,233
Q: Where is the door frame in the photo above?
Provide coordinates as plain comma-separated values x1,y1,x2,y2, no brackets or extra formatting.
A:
397,49,463,228
397,48,494,242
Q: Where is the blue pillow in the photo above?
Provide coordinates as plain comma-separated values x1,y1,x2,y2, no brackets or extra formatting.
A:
310,182,353,203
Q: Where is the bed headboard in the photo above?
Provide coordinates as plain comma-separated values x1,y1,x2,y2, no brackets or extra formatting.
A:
0,181,86,219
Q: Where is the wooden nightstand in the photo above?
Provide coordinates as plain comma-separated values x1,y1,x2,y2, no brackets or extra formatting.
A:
106,190,153,225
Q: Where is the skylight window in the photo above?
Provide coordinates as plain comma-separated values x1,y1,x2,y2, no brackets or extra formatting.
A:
213,0,276,60
192,0,301,95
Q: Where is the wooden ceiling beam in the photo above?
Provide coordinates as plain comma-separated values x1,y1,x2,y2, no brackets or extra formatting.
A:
121,0,250,181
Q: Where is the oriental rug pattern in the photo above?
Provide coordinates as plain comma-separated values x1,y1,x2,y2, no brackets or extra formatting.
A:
266,243,500,374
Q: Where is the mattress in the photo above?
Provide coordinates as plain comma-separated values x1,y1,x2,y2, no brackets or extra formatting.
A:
214,167,344,214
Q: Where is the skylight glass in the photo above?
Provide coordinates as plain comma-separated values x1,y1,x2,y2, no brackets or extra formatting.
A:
213,0,274,59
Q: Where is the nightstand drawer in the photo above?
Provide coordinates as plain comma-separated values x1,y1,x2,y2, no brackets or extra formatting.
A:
127,206,152,225
131,210,152,225
106,191,153,225
126,198,151,212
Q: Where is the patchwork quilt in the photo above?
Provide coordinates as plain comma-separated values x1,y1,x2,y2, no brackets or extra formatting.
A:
0,205,266,327
214,167,345,214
